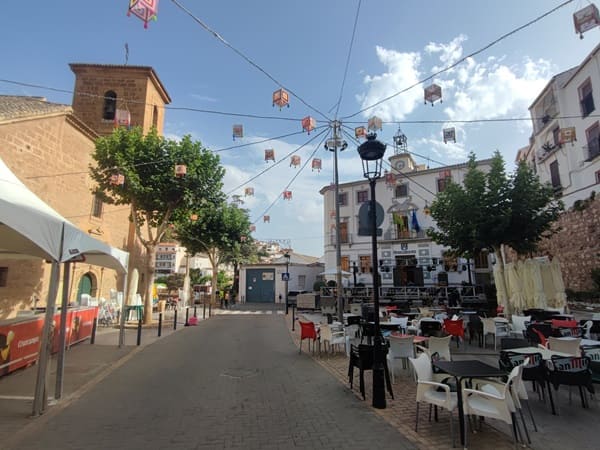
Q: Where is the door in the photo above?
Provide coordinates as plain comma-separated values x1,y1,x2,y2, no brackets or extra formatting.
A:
245,269,275,303
76,273,93,302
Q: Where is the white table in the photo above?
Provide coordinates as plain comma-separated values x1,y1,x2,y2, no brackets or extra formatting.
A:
556,337,600,347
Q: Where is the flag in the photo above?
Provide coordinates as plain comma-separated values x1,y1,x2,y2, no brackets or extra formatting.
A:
411,210,421,233
393,212,406,231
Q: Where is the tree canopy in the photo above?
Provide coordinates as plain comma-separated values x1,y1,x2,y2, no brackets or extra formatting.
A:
90,126,224,322
427,151,563,259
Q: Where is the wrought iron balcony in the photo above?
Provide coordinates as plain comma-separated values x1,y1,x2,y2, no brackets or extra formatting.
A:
382,228,428,241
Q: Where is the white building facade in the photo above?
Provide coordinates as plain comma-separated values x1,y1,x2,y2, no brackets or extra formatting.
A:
517,44,600,208
320,146,494,289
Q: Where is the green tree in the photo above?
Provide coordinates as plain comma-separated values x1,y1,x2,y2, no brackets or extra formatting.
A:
176,202,252,304
90,127,224,323
427,151,562,263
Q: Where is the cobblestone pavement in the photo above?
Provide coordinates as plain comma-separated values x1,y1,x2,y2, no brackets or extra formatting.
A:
292,311,600,450
6,314,415,450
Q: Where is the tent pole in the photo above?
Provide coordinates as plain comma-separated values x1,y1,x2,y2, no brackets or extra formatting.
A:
54,261,71,400
32,261,60,416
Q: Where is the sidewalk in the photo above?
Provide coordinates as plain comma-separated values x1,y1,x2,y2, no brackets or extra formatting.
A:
0,308,200,442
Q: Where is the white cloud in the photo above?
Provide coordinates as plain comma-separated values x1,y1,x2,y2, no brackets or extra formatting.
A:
425,34,467,72
357,46,422,121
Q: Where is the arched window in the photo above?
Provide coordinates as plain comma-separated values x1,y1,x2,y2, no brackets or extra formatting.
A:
152,105,159,129
103,91,117,120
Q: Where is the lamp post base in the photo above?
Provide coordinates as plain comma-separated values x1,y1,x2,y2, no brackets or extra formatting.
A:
372,336,386,409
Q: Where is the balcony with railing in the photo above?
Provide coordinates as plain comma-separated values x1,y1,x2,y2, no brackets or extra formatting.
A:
382,228,428,241
329,232,353,246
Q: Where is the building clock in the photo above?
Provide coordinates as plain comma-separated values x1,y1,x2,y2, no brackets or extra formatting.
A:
395,160,405,170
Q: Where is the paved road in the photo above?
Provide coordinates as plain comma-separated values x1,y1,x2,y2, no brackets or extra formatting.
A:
7,314,415,450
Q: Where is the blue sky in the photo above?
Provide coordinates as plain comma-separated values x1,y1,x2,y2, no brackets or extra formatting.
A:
1,1,598,257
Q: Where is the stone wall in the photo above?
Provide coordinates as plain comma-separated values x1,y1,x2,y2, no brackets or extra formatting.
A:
536,195,600,292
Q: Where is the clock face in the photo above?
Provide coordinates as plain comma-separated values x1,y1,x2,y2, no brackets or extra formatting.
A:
396,160,405,170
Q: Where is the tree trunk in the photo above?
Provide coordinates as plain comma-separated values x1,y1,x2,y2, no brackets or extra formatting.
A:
211,267,218,306
144,244,157,324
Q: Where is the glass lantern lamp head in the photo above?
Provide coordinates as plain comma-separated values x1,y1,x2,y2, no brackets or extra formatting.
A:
357,133,386,180
284,252,291,264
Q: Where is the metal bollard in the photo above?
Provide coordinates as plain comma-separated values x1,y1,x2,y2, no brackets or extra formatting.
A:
158,312,162,337
137,319,142,346
185,307,189,326
209,302,212,317
90,317,97,344
292,304,296,331
203,302,206,319
194,306,197,318
174,309,178,330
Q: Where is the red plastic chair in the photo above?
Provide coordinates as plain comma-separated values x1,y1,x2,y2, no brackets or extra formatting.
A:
443,318,464,347
299,321,319,354
533,328,548,347
551,319,578,329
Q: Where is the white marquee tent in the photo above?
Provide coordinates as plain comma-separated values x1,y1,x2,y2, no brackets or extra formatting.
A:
0,156,129,415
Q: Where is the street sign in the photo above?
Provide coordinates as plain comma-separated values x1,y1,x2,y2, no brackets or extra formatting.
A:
282,273,290,281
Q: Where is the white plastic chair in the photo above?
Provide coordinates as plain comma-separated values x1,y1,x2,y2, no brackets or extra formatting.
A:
389,316,409,333
547,336,581,356
387,335,415,382
510,315,531,338
416,335,451,361
481,317,510,350
582,320,593,339
344,324,360,357
320,324,345,354
463,364,523,448
408,353,458,446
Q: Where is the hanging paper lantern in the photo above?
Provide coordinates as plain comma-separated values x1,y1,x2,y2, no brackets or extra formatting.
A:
232,194,244,205
114,109,131,128
393,127,408,151
330,223,336,231
110,173,125,185
329,210,336,218
250,225,256,232
311,158,322,172
368,116,382,131
385,171,396,187
265,149,275,162
574,4,600,39
244,187,254,196
190,214,198,221
174,164,187,177
355,126,367,139
263,215,270,223
559,127,577,145
232,124,243,141
443,127,456,144
290,155,301,168
283,191,293,200
302,116,316,134
240,236,247,242
127,0,159,29
272,88,290,109
424,83,442,106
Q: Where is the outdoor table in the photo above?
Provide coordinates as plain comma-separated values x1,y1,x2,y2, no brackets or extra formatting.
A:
373,321,402,331
505,346,570,360
557,337,600,347
389,332,429,344
433,359,507,446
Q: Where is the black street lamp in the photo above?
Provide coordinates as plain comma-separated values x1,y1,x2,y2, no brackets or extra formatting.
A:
352,261,358,287
357,132,387,409
284,252,291,314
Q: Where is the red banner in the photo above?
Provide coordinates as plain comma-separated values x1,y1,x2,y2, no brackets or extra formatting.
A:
0,307,97,377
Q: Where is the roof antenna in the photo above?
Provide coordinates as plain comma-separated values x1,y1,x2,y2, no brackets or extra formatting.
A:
124,43,129,65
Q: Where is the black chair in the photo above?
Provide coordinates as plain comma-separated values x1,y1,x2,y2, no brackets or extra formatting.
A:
467,315,484,347
500,351,546,401
545,355,595,415
346,315,361,326
348,344,394,400
582,346,600,385
419,320,443,337
525,323,552,345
